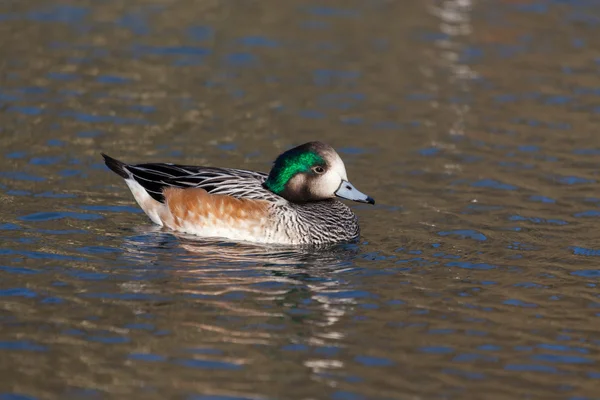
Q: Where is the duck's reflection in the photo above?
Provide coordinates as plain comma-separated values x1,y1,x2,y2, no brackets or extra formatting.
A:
117,227,363,383
119,226,359,269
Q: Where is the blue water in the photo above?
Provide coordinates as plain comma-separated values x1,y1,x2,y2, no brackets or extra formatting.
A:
1,0,600,399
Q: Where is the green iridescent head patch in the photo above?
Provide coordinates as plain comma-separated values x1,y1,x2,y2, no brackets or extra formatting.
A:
264,149,325,194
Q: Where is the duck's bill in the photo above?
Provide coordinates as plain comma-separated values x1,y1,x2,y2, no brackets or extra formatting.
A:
335,180,375,205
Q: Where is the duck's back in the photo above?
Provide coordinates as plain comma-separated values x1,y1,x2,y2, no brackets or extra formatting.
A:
103,156,277,203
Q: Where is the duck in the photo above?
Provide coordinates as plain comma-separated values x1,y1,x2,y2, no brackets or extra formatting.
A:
102,141,374,245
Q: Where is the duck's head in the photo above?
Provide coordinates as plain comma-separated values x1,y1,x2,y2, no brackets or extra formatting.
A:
264,141,375,205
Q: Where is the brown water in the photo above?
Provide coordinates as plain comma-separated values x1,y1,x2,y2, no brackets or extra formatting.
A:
1,0,600,399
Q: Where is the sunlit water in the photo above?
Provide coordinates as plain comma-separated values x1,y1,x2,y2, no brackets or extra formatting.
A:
1,0,600,399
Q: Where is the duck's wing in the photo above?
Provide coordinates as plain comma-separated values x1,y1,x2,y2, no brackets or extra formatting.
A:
102,154,280,203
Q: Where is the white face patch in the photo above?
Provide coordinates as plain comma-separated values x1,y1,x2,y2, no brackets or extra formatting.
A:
310,151,348,200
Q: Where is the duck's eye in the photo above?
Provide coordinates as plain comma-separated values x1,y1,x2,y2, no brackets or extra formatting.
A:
312,166,325,174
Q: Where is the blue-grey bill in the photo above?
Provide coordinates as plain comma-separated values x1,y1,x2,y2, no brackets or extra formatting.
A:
335,180,375,205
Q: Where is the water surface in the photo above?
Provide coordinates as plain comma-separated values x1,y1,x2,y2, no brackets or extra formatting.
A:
1,0,600,399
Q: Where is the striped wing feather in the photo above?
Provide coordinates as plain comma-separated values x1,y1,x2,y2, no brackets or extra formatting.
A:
125,163,279,203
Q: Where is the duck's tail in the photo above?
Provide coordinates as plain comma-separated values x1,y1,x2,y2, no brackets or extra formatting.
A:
101,153,130,179
102,153,166,226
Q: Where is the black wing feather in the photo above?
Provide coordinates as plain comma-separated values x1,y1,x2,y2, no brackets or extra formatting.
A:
102,154,273,203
